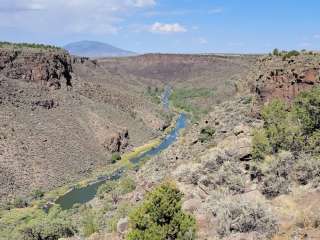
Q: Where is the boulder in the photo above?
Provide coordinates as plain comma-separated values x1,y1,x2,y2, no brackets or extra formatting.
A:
104,129,129,153
117,217,129,235
182,198,202,213
233,124,250,136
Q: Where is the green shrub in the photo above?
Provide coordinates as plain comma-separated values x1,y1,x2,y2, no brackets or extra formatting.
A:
259,152,293,198
81,206,99,237
13,196,28,208
255,99,302,155
261,100,291,152
97,181,117,199
146,86,162,105
272,48,279,56
261,174,290,198
212,161,246,194
0,41,61,50
306,130,320,154
21,219,75,240
293,154,320,185
31,189,44,200
252,87,320,197
21,206,75,240
293,87,320,135
282,50,300,60
107,202,132,232
212,196,278,237
252,129,271,161
119,177,136,194
127,182,196,240
170,88,214,122
111,153,122,164
252,88,320,158
199,126,216,143
241,96,253,104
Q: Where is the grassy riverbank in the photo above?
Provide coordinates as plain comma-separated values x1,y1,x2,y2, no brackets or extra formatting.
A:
0,137,162,239
0,114,181,239
169,87,214,122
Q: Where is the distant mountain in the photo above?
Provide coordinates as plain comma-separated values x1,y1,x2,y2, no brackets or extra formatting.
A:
64,40,136,58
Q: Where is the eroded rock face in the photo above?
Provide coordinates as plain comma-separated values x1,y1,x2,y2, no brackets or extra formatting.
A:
252,54,320,104
0,49,72,89
104,129,129,153
117,217,129,236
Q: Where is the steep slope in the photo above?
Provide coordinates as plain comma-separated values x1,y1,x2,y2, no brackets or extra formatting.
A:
98,54,258,119
0,45,165,202
131,51,320,240
64,41,135,58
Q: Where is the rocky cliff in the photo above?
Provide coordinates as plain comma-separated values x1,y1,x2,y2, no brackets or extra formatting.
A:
251,53,320,104
0,48,72,89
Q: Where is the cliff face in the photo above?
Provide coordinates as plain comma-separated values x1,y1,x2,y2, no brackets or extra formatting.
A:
99,54,258,84
252,53,320,104
0,49,72,89
0,48,164,202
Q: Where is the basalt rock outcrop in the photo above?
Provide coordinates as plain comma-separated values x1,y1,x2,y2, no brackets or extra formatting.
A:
104,129,129,153
252,53,320,104
0,48,72,89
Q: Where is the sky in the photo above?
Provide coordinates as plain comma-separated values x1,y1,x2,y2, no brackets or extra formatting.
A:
1,0,320,53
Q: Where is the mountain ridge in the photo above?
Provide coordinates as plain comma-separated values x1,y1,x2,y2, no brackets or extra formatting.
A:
64,40,136,58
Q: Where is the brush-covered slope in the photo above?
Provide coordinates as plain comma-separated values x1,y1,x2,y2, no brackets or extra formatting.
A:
0,44,165,202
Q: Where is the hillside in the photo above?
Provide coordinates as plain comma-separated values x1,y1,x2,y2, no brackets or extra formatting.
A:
0,45,166,202
133,51,320,240
98,54,258,120
64,41,136,58
2,46,320,240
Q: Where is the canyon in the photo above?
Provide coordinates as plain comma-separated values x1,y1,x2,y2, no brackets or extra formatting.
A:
1,44,320,240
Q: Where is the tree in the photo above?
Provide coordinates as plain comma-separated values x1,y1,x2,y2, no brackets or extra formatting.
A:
111,153,121,164
252,129,271,161
127,182,196,240
199,126,216,143
261,100,289,152
31,189,44,200
22,219,75,240
81,206,99,237
21,206,75,240
260,99,301,153
293,87,320,135
272,48,279,56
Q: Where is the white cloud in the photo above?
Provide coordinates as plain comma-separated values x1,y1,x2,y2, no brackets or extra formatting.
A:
150,22,187,33
0,0,156,37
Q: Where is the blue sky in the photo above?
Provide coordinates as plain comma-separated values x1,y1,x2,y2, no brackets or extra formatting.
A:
1,0,319,53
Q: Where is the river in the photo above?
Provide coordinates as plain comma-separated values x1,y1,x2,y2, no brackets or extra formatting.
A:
56,87,186,210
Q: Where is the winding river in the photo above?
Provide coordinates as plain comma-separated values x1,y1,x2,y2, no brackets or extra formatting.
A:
56,87,186,210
